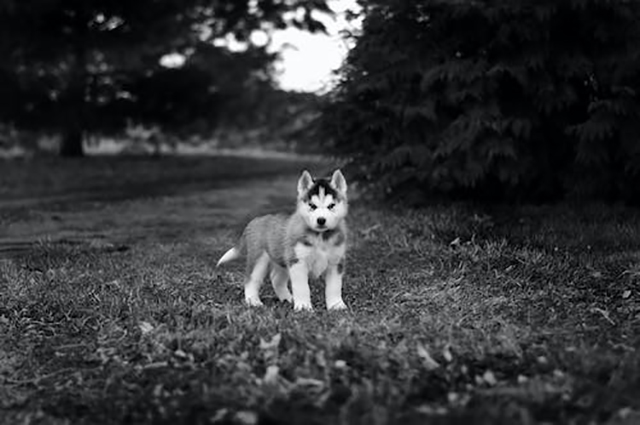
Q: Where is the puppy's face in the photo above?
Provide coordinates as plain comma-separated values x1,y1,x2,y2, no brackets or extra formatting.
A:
296,170,348,232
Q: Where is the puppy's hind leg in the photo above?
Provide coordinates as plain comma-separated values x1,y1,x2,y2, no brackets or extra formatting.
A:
270,262,292,303
245,251,270,307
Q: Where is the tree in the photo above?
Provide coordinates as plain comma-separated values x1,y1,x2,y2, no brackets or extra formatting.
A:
0,0,331,156
117,42,278,139
323,0,640,203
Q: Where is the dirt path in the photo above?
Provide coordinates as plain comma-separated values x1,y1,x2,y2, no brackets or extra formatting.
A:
0,156,330,257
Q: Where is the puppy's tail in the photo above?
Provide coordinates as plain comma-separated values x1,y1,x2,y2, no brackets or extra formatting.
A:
216,247,241,267
216,235,246,268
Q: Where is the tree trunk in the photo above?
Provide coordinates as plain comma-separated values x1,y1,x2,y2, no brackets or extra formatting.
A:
59,16,89,158
59,127,84,157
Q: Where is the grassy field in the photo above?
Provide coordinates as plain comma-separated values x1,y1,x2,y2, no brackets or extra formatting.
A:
1,156,639,425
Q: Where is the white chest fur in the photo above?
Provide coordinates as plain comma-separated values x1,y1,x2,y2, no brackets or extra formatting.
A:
293,237,345,278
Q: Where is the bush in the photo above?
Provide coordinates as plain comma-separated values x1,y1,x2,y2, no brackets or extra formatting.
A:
323,0,640,203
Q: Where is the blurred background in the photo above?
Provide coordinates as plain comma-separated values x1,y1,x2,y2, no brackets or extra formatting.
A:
0,0,358,158
2,0,640,204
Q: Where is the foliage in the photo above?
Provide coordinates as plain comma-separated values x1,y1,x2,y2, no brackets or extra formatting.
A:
119,43,278,137
323,0,640,203
213,89,323,152
0,0,331,156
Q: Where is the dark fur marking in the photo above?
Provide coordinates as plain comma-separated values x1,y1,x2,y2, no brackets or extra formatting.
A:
288,257,299,265
316,228,345,245
337,260,345,274
321,228,338,241
302,179,339,202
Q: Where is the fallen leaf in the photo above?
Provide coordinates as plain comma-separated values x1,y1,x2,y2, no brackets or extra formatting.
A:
153,384,163,398
415,405,448,416
622,290,632,299
442,345,453,363
138,321,154,335
483,370,497,386
234,411,258,425
614,407,640,425
334,359,347,368
263,365,279,385
210,408,228,423
259,333,281,351
259,334,281,363
315,351,327,368
142,361,168,370
295,377,325,388
417,343,440,370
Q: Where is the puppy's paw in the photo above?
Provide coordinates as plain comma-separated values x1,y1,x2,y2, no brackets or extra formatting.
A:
294,302,313,312
327,299,347,310
245,297,264,307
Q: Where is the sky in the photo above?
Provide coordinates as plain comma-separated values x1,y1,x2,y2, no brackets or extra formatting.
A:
268,0,361,93
161,0,361,93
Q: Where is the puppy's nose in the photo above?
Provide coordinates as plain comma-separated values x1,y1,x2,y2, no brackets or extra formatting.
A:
317,217,326,226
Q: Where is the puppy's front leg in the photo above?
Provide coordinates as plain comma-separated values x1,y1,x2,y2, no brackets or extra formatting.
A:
289,262,313,311
325,261,347,310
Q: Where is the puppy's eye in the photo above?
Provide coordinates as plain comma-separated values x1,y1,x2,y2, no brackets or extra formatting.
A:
328,203,336,210
309,203,318,211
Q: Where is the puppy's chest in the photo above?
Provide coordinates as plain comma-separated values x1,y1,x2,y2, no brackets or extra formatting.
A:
294,236,345,278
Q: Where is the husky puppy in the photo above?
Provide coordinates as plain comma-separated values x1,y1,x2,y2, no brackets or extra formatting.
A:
216,170,349,311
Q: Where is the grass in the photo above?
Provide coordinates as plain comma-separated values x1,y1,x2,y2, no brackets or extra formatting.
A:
1,156,639,424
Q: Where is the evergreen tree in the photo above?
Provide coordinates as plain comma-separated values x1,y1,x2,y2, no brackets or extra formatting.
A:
323,0,640,202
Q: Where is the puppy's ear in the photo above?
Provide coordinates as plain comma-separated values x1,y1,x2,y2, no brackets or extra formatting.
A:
330,169,347,195
297,170,314,196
